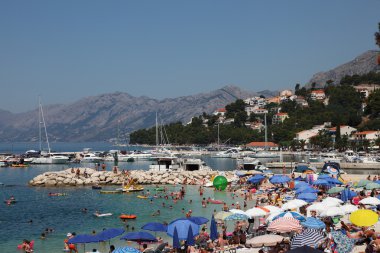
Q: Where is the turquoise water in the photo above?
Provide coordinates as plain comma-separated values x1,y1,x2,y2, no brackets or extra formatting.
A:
0,142,242,253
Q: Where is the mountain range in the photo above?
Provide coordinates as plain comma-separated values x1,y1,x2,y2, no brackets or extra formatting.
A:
0,85,276,142
306,50,379,87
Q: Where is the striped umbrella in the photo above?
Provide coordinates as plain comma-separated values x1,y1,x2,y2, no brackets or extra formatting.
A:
272,211,306,222
301,217,326,229
267,217,302,233
290,228,326,249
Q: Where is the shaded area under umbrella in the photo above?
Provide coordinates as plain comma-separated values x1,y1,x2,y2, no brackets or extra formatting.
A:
97,228,125,242
120,231,157,244
141,222,167,232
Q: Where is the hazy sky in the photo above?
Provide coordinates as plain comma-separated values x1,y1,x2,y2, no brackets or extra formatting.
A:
1,1,379,112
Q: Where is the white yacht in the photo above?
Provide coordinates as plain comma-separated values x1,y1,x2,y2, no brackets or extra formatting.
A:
320,152,343,163
129,150,153,160
252,151,280,158
81,153,103,163
236,157,270,172
211,148,241,158
149,156,211,171
30,154,69,164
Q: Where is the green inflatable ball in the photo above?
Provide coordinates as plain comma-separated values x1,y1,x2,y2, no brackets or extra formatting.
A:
213,175,228,190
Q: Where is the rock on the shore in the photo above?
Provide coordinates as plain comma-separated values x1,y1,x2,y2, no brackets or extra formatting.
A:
28,168,236,187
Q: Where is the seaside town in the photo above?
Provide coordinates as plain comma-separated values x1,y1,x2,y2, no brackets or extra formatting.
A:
2,2,380,253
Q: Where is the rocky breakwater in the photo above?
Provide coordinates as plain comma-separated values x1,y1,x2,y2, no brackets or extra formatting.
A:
29,168,236,187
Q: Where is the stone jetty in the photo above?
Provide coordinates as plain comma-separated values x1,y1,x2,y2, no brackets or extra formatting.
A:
28,168,236,187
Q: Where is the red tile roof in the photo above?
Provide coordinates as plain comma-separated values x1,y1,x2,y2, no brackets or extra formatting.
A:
354,131,377,135
246,141,278,147
217,108,226,112
276,113,288,116
311,89,325,94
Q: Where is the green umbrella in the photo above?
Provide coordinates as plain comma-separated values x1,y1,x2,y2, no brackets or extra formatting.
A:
355,179,372,188
214,211,233,220
366,182,380,190
327,186,345,194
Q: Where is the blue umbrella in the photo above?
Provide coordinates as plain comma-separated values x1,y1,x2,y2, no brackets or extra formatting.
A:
210,215,218,241
312,179,330,186
96,228,125,241
120,232,157,244
141,222,167,232
247,175,266,184
112,246,141,253
340,188,357,202
318,174,331,179
167,219,199,240
325,177,343,185
68,234,99,244
294,181,310,189
269,175,291,184
171,217,209,225
272,211,306,222
173,227,180,249
297,193,317,203
301,217,326,229
186,224,195,246
295,187,319,194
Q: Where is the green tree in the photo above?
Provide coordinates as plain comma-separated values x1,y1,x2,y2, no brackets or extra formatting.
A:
375,22,380,47
295,83,300,92
366,89,380,118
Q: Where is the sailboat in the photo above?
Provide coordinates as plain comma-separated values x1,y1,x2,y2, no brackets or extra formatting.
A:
252,113,279,158
30,99,69,164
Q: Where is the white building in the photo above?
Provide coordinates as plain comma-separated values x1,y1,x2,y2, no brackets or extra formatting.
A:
272,113,289,124
353,131,379,142
310,90,326,101
213,108,226,116
329,125,357,136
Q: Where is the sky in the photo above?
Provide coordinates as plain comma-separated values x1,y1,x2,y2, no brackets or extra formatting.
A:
0,1,379,113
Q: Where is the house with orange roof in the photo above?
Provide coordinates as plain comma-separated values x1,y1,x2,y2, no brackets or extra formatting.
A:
328,125,356,136
272,112,289,124
310,89,326,100
353,131,379,142
213,108,226,116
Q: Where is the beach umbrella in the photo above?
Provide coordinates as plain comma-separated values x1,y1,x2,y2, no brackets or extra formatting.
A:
68,234,99,244
295,187,319,194
359,197,380,206
167,219,199,240
170,217,209,225
331,231,356,253
317,174,332,179
214,211,233,220
269,175,291,184
97,228,125,241
120,232,157,244
246,234,284,247
294,181,310,189
341,204,358,214
186,225,195,246
229,209,247,215
141,222,167,232
301,217,326,229
272,211,306,222
297,193,317,203
320,206,345,217
366,182,380,190
350,209,379,227
355,179,372,188
245,207,267,217
306,203,326,213
322,197,343,206
112,246,141,253
210,215,218,241
287,245,323,253
267,217,302,233
340,188,357,202
281,199,308,210
266,211,284,223
290,228,326,249
312,179,330,186
263,205,282,214
327,186,345,194
326,177,343,185
224,213,249,221
172,227,180,249
247,174,266,184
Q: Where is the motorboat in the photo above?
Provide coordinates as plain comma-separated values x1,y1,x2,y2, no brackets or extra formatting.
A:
211,148,241,158
81,153,103,163
30,154,69,164
252,151,280,158
182,158,212,171
129,150,153,160
236,157,269,172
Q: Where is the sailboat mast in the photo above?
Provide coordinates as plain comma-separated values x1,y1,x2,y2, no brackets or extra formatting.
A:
264,113,268,151
217,123,220,151
38,98,42,152
155,112,159,146
40,100,51,153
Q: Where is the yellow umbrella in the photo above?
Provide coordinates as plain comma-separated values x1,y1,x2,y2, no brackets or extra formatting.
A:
349,209,379,227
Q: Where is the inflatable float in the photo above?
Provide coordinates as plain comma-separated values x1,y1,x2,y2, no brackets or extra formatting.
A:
208,199,224,204
94,212,112,217
137,195,148,199
4,199,17,204
155,187,165,191
119,214,137,220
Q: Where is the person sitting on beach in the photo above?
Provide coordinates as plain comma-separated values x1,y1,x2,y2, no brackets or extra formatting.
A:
216,232,228,249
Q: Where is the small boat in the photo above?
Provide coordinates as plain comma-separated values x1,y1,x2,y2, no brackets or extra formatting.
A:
119,214,137,220
92,185,102,190
100,190,123,194
137,195,148,199
155,187,165,191
11,164,28,168
94,212,112,217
